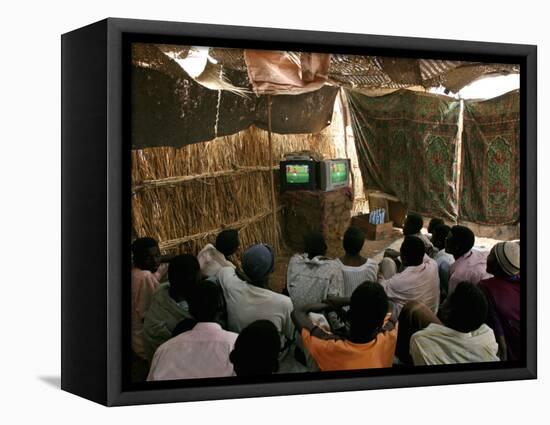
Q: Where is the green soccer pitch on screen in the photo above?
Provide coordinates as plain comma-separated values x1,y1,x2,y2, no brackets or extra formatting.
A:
286,164,310,184
330,162,348,184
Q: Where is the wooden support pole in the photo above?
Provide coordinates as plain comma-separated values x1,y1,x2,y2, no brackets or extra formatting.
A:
339,88,356,199
267,95,278,242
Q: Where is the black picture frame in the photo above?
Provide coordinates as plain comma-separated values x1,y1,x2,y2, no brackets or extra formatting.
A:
61,17,537,406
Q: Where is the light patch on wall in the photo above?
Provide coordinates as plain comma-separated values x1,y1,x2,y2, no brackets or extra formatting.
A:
458,74,520,99
429,73,519,100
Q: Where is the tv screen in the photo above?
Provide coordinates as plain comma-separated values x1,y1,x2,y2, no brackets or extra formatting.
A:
318,159,350,190
279,160,317,191
286,164,310,184
330,161,348,184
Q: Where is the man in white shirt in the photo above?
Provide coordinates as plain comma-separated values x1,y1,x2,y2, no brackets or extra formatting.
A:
431,224,455,301
378,236,440,318
197,229,239,278
445,225,492,295
409,282,499,365
287,232,344,331
217,244,295,345
337,226,379,298
147,279,238,381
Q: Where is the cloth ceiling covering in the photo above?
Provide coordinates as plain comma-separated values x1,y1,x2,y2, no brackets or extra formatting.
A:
131,44,518,150
243,50,331,95
131,44,338,149
209,48,518,92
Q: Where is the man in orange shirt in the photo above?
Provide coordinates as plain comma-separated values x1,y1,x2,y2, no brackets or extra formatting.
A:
291,282,397,371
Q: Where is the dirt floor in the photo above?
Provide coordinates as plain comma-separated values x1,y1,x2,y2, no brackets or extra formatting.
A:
269,228,502,294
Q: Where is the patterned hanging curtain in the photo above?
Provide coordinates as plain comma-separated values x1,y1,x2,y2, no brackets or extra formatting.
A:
460,90,520,225
346,89,461,221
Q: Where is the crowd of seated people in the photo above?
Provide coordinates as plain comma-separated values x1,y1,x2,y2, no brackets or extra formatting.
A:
130,217,520,382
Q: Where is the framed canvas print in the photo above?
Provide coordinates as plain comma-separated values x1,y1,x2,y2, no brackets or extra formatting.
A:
61,18,537,406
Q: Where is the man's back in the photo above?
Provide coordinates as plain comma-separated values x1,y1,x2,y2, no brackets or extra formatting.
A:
131,266,166,358
287,254,344,307
479,276,520,360
147,322,237,381
197,243,235,278
448,250,492,294
410,322,499,365
217,267,295,341
301,326,397,371
143,282,192,360
380,255,440,317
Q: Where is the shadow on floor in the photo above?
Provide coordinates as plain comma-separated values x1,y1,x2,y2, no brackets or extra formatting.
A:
38,376,61,389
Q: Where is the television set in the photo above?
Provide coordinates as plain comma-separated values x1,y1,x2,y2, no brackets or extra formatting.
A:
279,160,317,191
318,159,351,191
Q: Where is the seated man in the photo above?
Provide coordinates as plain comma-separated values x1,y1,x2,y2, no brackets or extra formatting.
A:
479,241,520,361
143,254,200,361
404,213,434,256
446,225,492,295
130,237,168,379
384,213,434,262
427,218,445,242
378,236,440,318
337,226,379,298
147,280,238,381
287,232,344,331
197,229,239,278
291,282,397,371
431,224,455,302
401,282,499,365
217,244,295,347
230,320,281,376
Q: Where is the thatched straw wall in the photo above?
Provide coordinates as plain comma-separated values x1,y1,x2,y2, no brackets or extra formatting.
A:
131,125,337,258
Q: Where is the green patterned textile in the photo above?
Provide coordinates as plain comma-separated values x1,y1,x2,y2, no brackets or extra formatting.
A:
346,89,461,221
460,90,520,225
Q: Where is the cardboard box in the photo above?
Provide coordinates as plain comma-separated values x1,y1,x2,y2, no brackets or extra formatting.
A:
368,192,407,228
352,213,393,241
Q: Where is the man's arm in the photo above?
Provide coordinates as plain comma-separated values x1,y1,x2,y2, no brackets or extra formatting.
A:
323,295,351,311
326,268,346,331
478,284,506,361
291,302,330,333
496,335,508,361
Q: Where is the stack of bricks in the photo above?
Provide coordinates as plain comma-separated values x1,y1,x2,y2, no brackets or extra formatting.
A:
281,187,353,257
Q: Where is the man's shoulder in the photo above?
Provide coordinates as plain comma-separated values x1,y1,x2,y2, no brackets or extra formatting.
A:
289,253,306,264
471,323,496,338
217,266,239,282
412,322,447,340
132,268,156,282
152,281,170,297
257,288,293,312
198,243,216,254
266,288,292,304
478,276,498,288
221,329,239,343
424,257,440,275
